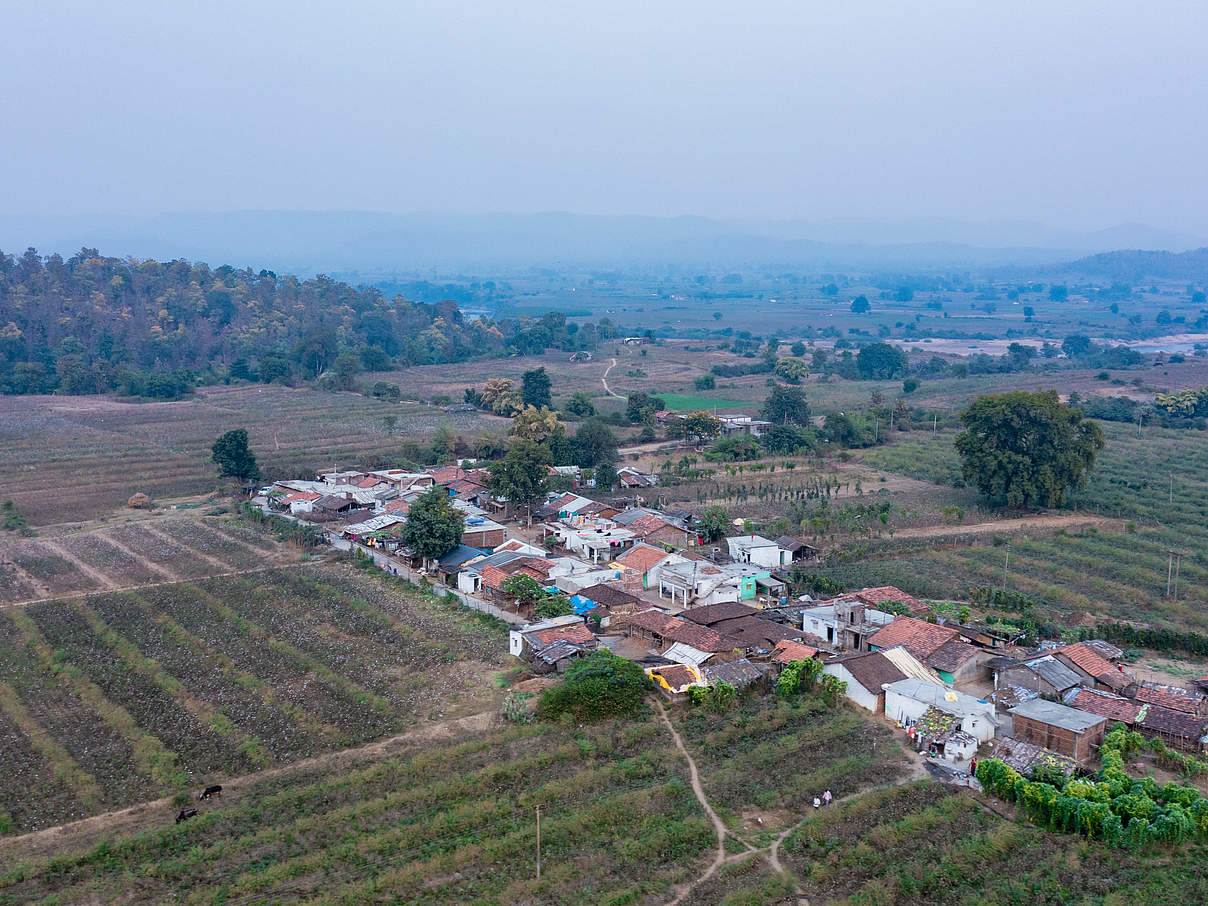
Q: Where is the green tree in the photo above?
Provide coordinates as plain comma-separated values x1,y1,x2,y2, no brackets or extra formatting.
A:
211,429,260,483
774,357,810,383
594,459,618,491
790,341,807,357
693,373,716,390
501,574,546,607
572,418,618,467
538,651,650,721
626,391,665,424
563,391,596,417
760,425,815,454
856,343,907,379
488,438,551,523
1061,334,1096,359
535,594,574,618
777,658,823,696
760,385,811,425
668,410,722,443
954,390,1105,508
850,295,871,313
510,405,565,446
698,505,730,542
521,367,552,408
400,486,465,560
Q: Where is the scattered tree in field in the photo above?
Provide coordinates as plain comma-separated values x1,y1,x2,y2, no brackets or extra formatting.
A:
382,414,398,433
563,391,596,417
539,651,650,721
572,418,618,467
1,500,33,535
211,429,260,483
521,367,552,408
400,486,465,560
488,438,551,523
774,357,810,383
694,374,716,390
850,295,871,313
777,658,823,696
481,378,523,415
689,680,737,712
760,424,815,454
790,341,807,357
954,390,1105,508
668,410,722,443
1061,334,1096,359
126,492,151,509
697,506,730,542
626,391,665,424
856,343,907,380
760,384,811,425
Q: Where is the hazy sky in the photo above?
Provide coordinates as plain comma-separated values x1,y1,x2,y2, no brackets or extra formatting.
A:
5,0,1206,231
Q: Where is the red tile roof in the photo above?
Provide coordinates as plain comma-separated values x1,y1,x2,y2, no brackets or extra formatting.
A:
479,565,512,592
382,499,412,514
282,490,322,503
532,623,596,647
772,640,820,665
1055,643,1118,680
1135,682,1204,714
627,514,681,538
624,609,728,652
355,477,383,488
926,639,982,673
866,617,958,658
1068,689,1143,724
616,544,671,574
1140,704,1208,740
850,586,928,616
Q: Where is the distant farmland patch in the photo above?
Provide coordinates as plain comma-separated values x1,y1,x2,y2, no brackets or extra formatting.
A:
659,393,750,411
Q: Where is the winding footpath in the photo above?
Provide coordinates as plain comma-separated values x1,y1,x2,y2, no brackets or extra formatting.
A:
601,357,625,399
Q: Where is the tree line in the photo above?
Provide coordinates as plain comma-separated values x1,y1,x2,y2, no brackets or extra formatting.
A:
0,248,615,397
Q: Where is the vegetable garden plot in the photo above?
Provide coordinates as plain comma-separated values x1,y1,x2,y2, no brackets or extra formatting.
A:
205,518,279,551
0,613,157,808
25,601,257,781
55,532,167,586
0,562,36,604
162,519,266,570
9,548,99,595
102,523,218,579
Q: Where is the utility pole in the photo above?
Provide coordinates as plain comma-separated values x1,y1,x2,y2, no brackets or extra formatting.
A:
932,413,938,435
1002,547,1009,592
1167,552,1174,597
1174,553,1182,601
535,805,541,881
1170,472,1174,506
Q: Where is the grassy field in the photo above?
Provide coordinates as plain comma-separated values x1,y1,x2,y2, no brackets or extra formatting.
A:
780,781,1208,905
0,387,502,526
0,562,509,834
658,393,751,411
0,713,713,905
840,421,1208,631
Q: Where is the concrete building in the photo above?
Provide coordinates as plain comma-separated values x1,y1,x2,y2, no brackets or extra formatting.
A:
884,678,1000,745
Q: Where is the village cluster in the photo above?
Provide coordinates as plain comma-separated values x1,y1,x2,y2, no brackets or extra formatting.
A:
259,463,1208,783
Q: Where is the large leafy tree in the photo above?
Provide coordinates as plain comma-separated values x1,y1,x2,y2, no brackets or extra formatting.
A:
510,405,565,446
401,486,465,560
538,651,650,721
954,390,1105,508
488,438,551,523
572,418,618,467
856,343,908,380
697,505,730,542
626,392,665,424
667,410,722,443
521,367,552,408
760,385,811,426
211,429,260,483
774,357,810,383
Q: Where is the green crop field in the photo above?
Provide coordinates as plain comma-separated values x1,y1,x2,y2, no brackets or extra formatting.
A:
657,393,752,411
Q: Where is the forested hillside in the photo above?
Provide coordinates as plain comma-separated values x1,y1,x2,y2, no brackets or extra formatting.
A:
0,248,610,397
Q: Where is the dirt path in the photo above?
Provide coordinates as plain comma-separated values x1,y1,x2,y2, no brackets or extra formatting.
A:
602,357,625,399
889,513,1120,540
37,540,120,591
0,709,497,864
656,699,741,906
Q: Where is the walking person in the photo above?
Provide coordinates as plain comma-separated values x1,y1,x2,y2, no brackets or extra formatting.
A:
823,789,832,807
812,796,821,809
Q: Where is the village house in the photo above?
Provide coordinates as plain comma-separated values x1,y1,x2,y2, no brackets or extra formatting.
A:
1051,642,1136,695
508,614,597,660
885,678,1000,746
1062,687,1143,726
611,542,674,588
1137,704,1208,755
1008,698,1107,765
646,663,706,701
703,658,766,691
725,535,793,569
716,414,772,437
652,555,771,608
613,508,693,548
459,512,507,550
773,536,821,564
823,651,908,713
841,585,931,617
622,609,732,655
800,599,895,651
769,639,821,670
617,467,659,489
991,654,1084,705
1134,680,1207,716
867,617,991,685
680,602,810,657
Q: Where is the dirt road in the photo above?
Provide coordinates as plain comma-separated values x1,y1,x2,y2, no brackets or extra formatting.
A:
888,513,1121,540
602,357,625,399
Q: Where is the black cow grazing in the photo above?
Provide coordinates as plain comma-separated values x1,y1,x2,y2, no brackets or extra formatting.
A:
199,784,223,800
176,808,198,824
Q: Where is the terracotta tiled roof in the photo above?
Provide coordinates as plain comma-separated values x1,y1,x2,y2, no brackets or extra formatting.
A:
1054,643,1134,691
479,565,512,591
382,499,411,514
712,616,806,652
616,543,671,574
282,490,322,503
850,586,927,614
355,477,383,488
531,623,596,647
681,602,759,626
627,514,681,538
624,609,728,652
1135,682,1205,714
866,618,958,659
1067,689,1142,724
772,640,819,665
926,639,981,673
1140,704,1208,740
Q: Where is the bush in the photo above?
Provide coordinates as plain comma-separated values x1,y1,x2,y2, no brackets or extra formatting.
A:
539,651,651,721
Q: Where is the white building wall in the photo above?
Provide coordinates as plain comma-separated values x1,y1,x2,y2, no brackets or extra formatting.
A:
823,663,880,711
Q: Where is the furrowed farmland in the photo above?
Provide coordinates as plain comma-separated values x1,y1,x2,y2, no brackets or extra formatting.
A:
0,563,509,833
842,422,1208,632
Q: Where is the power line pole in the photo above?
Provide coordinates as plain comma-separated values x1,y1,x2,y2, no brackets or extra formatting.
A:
1167,552,1174,597
1174,553,1182,601
1170,472,1174,506
535,805,542,881
1002,547,1009,592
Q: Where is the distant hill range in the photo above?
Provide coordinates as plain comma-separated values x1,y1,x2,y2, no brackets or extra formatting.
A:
1059,247,1208,282
0,211,1202,275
